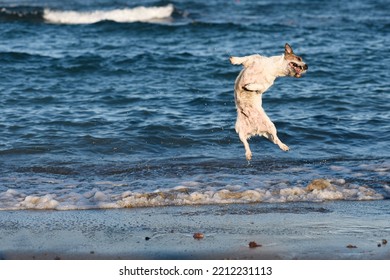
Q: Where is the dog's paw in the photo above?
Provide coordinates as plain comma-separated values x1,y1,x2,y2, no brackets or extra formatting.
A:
245,151,252,161
230,56,239,65
279,143,289,151
243,83,264,92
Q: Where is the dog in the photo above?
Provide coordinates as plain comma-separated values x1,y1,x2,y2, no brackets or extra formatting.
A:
230,43,308,161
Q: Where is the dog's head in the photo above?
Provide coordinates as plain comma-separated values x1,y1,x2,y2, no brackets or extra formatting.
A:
284,43,308,78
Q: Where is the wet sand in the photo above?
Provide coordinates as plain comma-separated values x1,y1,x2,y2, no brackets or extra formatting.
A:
0,200,389,260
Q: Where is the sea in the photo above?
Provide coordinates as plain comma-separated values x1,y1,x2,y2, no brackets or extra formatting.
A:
0,0,389,210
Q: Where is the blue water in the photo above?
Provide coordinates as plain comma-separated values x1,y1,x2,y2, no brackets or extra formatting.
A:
0,0,389,210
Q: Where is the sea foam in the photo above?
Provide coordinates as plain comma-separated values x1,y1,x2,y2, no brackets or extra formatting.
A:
43,4,174,24
0,179,384,211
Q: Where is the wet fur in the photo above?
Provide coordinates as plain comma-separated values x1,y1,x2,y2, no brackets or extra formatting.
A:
230,43,308,161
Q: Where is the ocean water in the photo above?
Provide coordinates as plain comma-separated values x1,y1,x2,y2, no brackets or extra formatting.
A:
0,0,389,210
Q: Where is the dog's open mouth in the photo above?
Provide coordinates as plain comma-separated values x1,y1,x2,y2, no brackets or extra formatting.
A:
289,62,306,78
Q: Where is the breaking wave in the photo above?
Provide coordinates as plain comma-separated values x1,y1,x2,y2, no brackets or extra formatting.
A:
0,178,385,211
0,4,175,24
43,4,174,24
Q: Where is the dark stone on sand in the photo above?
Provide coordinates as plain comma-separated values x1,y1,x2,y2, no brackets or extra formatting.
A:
193,233,204,239
249,241,262,248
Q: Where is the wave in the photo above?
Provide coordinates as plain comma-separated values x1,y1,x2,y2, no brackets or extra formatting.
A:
0,4,174,24
0,178,386,211
43,4,174,24
0,6,43,22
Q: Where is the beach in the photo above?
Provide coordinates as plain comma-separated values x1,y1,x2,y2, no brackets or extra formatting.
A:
0,0,389,265
1,200,389,260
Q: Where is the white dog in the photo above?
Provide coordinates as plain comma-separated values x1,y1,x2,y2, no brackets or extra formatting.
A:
230,43,308,161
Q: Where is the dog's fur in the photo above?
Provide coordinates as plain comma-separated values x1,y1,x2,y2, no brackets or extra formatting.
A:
230,43,308,161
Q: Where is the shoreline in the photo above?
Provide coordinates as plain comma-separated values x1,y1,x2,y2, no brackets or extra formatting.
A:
1,200,389,260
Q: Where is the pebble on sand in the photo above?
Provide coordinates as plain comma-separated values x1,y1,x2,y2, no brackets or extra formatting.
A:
248,241,262,248
193,233,204,239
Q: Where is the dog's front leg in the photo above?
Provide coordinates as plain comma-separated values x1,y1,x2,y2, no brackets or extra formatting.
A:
243,83,267,93
230,55,261,67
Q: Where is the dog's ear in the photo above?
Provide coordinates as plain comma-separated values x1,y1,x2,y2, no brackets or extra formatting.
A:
285,43,294,55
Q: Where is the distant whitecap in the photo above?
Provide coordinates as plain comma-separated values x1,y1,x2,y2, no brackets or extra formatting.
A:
43,4,174,24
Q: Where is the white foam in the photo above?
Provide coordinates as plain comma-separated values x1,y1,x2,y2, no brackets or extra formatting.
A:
20,194,59,210
0,179,385,211
43,4,174,24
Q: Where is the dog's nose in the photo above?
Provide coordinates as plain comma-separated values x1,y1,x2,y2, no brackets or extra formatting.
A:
303,64,308,70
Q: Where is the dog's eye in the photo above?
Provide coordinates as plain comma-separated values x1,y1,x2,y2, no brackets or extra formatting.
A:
297,57,302,61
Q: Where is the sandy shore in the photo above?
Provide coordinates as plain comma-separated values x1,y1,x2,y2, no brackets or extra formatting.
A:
0,200,389,260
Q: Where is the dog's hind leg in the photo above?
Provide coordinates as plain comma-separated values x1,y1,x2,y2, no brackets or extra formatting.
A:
264,129,289,152
273,136,289,151
238,133,252,161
